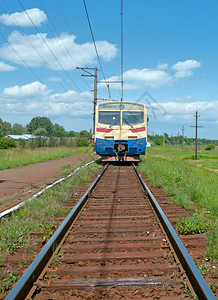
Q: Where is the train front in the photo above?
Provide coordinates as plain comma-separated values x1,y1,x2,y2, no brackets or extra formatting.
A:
94,101,147,162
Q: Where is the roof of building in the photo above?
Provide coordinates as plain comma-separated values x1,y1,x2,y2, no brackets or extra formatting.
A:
6,134,36,140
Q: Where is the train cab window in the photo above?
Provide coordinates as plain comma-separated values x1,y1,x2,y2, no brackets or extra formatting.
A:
122,111,144,125
99,111,120,125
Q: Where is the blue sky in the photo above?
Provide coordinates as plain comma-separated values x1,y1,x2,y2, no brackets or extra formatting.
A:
0,0,217,139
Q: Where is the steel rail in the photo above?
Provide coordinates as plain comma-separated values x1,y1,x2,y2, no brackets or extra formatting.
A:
0,158,99,219
5,164,109,300
133,164,216,300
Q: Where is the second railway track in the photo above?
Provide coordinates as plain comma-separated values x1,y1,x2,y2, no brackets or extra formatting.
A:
7,164,216,299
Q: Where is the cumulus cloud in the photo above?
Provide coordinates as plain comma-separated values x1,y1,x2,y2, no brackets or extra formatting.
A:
99,59,201,91
0,8,47,27
123,68,172,88
150,101,218,118
0,61,16,71
0,31,118,70
172,59,201,78
99,68,172,90
2,81,49,98
0,82,93,118
49,90,92,103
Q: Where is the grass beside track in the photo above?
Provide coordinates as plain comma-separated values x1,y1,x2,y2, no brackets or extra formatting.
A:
0,147,93,170
139,147,218,261
0,159,102,293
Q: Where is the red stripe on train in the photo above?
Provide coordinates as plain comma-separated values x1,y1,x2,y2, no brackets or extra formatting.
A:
130,127,146,133
96,128,113,133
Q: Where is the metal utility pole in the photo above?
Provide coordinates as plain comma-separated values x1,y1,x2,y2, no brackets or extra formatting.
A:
121,0,124,101
76,67,98,135
181,126,185,151
190,111,203,160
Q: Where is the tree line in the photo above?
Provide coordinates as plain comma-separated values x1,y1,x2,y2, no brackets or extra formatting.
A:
148,133,217,147
0,117,92,139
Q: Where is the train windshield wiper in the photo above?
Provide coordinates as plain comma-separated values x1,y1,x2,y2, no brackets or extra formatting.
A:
123,119,133,128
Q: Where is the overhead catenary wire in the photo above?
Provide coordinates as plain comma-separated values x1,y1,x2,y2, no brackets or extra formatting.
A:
17,0,87,96
0,30,64,102
82,0,111,99
0,1,75,95
35,0,92,91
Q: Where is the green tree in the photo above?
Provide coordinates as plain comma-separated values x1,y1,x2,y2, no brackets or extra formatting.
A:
82,130,92,139
53,123,67,137
68,130,80,138
34,127,48,147
154,135,162,146
27,117,53,136
76,138,90,147
0,137,16,149
3,121,12,135
12,123,25,135
0,124,4,137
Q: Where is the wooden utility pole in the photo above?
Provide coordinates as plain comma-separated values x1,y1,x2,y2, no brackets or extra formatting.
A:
76,67,98,135
190,111,203,160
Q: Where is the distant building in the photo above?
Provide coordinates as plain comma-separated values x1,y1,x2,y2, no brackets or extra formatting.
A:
146,141,152,147
5,134,36,141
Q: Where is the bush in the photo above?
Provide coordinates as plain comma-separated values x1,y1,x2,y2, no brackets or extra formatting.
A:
176,213,208,235
76,138,90,147
0,138,16,149
205,144,215,151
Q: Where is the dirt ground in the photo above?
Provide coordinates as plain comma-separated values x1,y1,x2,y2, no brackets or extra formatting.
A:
0,155,94,212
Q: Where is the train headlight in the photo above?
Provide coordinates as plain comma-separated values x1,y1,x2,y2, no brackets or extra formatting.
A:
102,142,105,146
137,142,140,145
98,142,101,145
141,142,143,145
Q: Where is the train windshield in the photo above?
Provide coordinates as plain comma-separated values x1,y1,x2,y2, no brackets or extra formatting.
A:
98,111,120,125
99,103,144,111
122,111,144,125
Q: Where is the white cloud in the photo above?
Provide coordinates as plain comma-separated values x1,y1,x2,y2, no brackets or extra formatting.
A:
150,101,218,117
0,8,47,27
123,68,172,88
50,90,92,103
0,31,118,70
176,95,195,102
157,63,168,70
0,84,93,119
172,59,201,78
2,81,49,98
48,77,62,82
0,61,16,71
99,68,172,90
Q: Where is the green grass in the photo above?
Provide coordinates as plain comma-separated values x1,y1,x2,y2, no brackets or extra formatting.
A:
176,212,210,235
139,147,218,259
0,159,102,293
195,159,218,170
0,146,93,170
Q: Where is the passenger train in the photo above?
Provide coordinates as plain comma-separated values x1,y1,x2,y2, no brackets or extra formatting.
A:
94,101,147,162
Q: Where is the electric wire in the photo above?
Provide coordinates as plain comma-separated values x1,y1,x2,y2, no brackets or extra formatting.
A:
54,0,92,89
35,0,91,91
17,0,86,95
0,30,62,102
82,0,111,99
0,1,74,95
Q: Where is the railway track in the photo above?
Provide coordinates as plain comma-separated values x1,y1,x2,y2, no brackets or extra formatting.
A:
6,164,216,299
